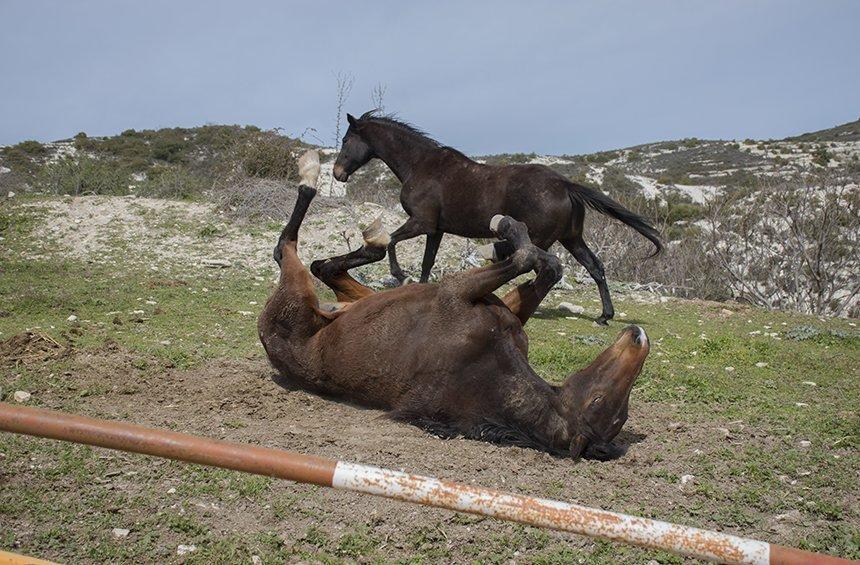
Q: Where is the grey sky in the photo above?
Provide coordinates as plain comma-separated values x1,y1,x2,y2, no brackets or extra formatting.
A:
1,0,857,154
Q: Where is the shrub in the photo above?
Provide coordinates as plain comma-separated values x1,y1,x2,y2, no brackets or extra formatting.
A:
37,155,130,196
14,140,48,156
139,165,206,199
237,130,297,180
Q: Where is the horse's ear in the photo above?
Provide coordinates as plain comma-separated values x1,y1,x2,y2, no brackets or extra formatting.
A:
347,113,357,127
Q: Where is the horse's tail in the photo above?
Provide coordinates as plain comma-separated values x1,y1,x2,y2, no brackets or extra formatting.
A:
565,182,663,257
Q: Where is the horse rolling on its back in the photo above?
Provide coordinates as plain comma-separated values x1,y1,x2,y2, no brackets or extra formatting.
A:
333,110,662,325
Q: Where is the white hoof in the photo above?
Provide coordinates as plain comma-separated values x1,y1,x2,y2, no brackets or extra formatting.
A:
489,214,505,232
298,150,321,188
362,217,390,247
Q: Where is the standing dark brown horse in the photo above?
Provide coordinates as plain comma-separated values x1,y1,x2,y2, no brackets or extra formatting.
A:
333,111,662,325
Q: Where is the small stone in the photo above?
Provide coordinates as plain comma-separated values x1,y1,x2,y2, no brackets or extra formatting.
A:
755,362,768,368
667,421,686,431
801,381,817,386
715,427,731,439
795,402,808,407
774,509,802,523
798,440,811,448
13,391,31,403
556,278,574,291
618,312,627,318
251,556,262,565
112,528,130,538
67,314,78,322
177,544,197,556
724,366,735,372
159,340,171,346
7,191,15,198
719,308,734,316
167,487,176,494
201,259,231,268
558,302,584,315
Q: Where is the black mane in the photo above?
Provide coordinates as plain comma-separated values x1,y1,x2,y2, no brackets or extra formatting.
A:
357,110,468,157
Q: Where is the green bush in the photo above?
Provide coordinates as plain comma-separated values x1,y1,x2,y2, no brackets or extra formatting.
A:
139,165,206,199
238,131,296,179
14,140,48,156
37,155,130,195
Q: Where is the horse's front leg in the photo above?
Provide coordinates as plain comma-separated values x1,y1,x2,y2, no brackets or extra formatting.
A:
387,217,430,283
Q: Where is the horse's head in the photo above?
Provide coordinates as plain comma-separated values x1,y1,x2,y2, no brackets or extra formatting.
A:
562,325,649,460
333,113,374,182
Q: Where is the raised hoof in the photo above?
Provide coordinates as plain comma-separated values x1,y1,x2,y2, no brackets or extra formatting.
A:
362,217,390,248
298,150,321,188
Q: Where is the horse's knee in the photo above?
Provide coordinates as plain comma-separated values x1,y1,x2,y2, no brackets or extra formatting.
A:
309,259,327,280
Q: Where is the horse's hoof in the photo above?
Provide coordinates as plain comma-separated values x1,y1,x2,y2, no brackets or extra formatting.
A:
362,217,390,248
402,276,416,285
298,150,321,187
489,214,505,233
595,317,611,326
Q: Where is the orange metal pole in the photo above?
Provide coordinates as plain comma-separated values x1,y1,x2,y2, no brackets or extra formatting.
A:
0,403,854,565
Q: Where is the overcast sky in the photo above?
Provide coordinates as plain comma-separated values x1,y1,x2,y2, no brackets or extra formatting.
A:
1,1,857,154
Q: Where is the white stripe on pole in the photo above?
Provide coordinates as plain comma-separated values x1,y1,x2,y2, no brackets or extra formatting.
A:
332,461,770,565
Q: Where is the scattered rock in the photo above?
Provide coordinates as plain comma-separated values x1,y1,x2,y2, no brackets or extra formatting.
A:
755,362,768,368
13,391,31,403
774,509,802,523
380,276,400,288
251,556,262,565
801,381,817,386
795,402,809,407
724,366,735,372
667,421,686,432
167,487,176,494
558,302,584,315
618,312,628,318
159,340,171,346
679,474,695,491
798,440,811,448
7,191,15,198
201,259,231,268
177,544,197,556
715,427,731,439
67,314,78,323
555,278,574,291
112,528,130,538
719,308,734,316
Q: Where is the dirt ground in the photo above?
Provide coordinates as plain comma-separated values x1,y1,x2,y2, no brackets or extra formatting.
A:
1,335,848,564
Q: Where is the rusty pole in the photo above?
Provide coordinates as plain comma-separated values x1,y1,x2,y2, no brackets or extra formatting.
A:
0,404,852,565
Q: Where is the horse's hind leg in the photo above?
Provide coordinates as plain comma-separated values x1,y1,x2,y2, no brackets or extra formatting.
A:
500,254,563,325
561,236,614,325
445,215,561,304
419,232,443,283
310,218,388,302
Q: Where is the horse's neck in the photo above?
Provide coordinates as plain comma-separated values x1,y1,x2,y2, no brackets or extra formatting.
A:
368,128,445,184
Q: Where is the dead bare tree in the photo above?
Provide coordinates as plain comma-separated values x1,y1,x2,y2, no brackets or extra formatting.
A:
704,172,859,316
330,72,355,193
370,82,387,112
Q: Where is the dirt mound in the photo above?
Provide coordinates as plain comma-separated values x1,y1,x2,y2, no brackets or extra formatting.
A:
0,331,72,367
